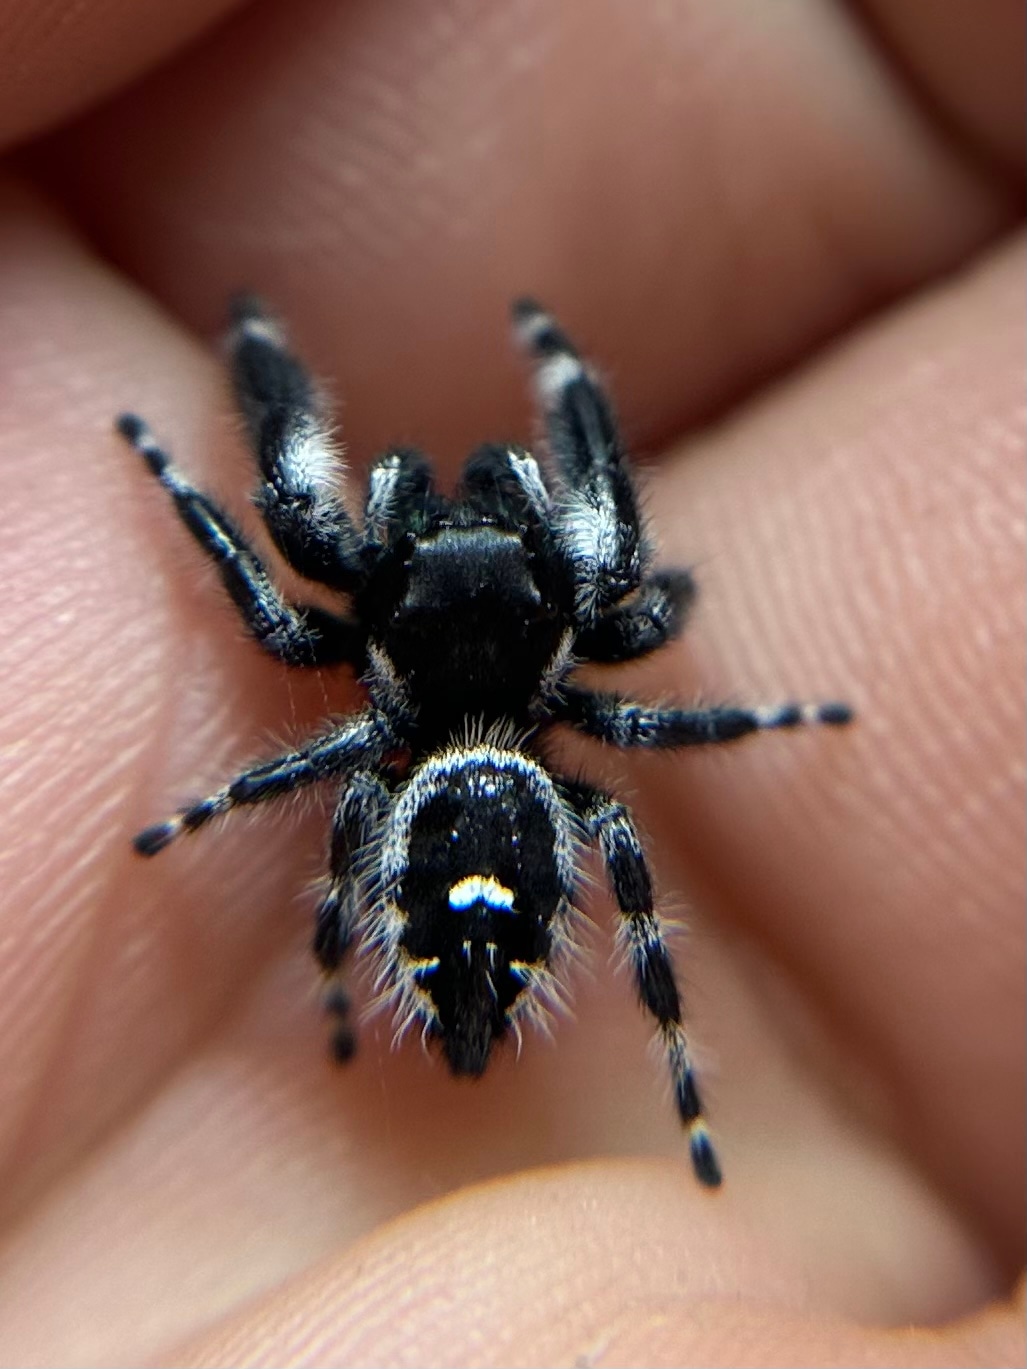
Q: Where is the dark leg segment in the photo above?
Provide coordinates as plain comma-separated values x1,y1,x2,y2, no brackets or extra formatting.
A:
315,772,390,1061
118,414,361,667
229,295,363,589
574,569,696,664
134,711,394,856
553,685,853,747
460,443,552,526
364,447,436,548
512,299,646,618
460,444,576,612
563,780,721,1186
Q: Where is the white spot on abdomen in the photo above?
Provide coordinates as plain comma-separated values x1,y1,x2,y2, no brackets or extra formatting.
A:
448,875,516,912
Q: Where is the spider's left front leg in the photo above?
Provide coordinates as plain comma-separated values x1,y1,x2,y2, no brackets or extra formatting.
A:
552,685,852,747
561,779,722,1187
229,295,364,590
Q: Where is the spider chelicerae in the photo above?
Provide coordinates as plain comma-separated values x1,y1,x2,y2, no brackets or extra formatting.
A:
118,296,851,1188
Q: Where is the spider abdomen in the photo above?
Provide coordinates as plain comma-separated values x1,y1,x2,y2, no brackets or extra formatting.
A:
373,744,579,1074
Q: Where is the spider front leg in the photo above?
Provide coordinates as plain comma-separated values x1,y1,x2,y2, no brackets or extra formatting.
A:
134,710,394,856
513,299,647,620
563,780,721,1187
553,685,852,747
314,771,390,1061
229,295,364,589
364,447,435,548
118,414,361,668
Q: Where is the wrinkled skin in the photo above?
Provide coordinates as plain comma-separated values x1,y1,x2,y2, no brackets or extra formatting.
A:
0,2,1022,1365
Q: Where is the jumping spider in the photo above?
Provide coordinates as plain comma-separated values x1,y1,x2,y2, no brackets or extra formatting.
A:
119,297,851,1187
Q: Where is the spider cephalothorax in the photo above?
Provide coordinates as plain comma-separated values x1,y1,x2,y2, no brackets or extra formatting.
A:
119,296,851,1187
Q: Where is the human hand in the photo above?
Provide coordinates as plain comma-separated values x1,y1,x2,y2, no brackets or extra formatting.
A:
0,2,1022,1364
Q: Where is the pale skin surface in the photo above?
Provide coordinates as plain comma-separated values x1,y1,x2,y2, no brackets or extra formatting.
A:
0,1,1023,1364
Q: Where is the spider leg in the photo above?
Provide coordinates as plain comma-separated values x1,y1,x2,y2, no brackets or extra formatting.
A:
229,295,364,590
575,569,696,664
134,710,394,856
562,779,721,1187
459,442,552,526
314,771,390,1061
512,299,646,621
364,447,436,548
460,443,578,616
552,685,853,746
118,414,361,667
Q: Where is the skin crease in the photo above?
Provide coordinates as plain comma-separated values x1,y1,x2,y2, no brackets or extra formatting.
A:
0,0,1023,1364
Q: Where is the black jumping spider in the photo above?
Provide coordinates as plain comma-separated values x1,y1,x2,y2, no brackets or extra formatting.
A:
119,297,851,1187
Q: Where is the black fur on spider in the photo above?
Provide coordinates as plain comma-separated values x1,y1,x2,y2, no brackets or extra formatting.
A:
119,296,852,1188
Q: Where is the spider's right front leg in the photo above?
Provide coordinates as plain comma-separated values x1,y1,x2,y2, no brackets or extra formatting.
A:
513,299,647,620
513,301,700,666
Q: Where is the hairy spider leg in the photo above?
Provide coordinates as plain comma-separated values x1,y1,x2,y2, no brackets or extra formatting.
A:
228,294,364,589
553,685,853,746
512,298,648,619
565,780,721,1188
459,442,552,523
117,413,361,668
364,447,437,547
134,710,395,856
314,771,391,1060
574,568,697,664
459,444,578,626
511,300,704,672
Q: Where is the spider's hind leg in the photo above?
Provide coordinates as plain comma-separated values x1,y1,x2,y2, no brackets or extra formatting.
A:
562,778,722,1187
315,771,390,1061
228,295,364,590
